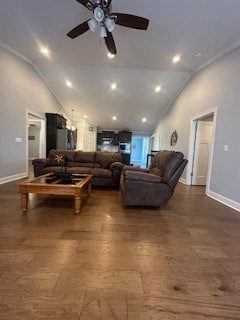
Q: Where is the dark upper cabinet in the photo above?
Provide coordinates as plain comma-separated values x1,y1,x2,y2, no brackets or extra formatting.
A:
102,131,114,139
97,132,103,145
97,130,131,145
113,133,119,146
57,116,66,129
97,131,116,145
119,131,132,143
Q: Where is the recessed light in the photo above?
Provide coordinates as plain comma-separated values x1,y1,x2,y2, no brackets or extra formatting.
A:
40,46,50,57
107,52,115,59
172,55,181,64
142,118,147,122
112,116,117,121
155,86,162,93
83,115,87,119
111,83,117,90
66,80,72,88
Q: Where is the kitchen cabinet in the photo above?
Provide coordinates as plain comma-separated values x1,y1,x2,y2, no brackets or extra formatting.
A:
97,132,103,145
97,131,117,145
102,131,114,139
113,133,119,146
97,130,131,146
119,131,132,143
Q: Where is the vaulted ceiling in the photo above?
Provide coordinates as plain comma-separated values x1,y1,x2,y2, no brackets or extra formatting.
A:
1,0,240,133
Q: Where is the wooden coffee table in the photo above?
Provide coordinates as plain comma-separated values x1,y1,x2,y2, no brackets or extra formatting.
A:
19,173,93,214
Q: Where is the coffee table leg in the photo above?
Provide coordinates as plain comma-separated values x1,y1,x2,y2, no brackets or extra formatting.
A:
87,183,92,196
75,196,81,214
21,194,28,212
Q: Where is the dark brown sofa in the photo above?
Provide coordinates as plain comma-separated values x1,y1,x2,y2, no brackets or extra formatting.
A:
121,151,188,207
32,150,124,188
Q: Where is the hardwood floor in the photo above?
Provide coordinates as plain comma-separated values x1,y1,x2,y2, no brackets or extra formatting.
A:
0,180,240,319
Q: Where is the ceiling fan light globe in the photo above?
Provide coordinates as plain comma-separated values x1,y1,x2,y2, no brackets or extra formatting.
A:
100,25,107,38
105,17,115,32
94,7,105,22
88,18,97,32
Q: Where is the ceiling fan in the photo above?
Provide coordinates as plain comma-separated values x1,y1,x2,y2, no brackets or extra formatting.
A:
66,0,149,55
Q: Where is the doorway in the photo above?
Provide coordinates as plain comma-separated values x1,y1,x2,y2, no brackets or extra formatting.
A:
187,108,217,192
191,120,213,185
131,136,149,168
26,110,46,176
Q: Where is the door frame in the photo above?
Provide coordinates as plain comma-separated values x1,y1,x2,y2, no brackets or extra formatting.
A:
186,107,218,194
26,109,46,174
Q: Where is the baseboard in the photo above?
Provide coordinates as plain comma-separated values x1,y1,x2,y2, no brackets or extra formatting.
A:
179,178,187,184
0,172,27,185
207,190,240,213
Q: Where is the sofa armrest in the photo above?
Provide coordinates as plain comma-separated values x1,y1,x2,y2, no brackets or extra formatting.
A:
32,158,51,167
123,166,149,174
125,171,162,183
110,161,124,171
32,158,51,177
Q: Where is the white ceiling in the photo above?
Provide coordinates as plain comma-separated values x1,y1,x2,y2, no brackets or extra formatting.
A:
1,0,240,133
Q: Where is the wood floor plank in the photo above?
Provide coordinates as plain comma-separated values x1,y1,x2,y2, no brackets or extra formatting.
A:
0,181,240,319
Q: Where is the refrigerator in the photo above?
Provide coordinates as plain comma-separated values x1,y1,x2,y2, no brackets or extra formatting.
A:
57,128,77,150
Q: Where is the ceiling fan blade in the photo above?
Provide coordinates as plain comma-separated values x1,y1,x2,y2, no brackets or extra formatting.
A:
67,20,90,39
76,0,94,11
112,13,149,30
104,31,117,55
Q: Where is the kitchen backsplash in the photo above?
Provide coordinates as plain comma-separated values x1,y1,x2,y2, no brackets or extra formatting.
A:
97,145,119,152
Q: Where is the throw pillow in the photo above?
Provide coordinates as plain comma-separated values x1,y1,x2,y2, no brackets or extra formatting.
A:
50,154,65,166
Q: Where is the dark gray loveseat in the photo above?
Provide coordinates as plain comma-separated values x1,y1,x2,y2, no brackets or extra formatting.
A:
121,151,188,207
32,150,124,188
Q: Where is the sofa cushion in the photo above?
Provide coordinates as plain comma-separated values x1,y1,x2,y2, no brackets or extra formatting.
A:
151,151,174,168
42,166,63,173
67,162,94,168
75,151,95,163
95,153,112,168
90,168,112,178
64,150,75,162
48,150,66,166
95,152,122,169
109,153,123,163
125,171,162,183
149,167,161,176
67,167,90,174
161,152,184,183
150,151,174,175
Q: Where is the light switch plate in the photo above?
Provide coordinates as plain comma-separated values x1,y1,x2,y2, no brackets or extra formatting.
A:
15,137,22,143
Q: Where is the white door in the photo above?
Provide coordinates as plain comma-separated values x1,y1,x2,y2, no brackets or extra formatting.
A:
192,121,213,185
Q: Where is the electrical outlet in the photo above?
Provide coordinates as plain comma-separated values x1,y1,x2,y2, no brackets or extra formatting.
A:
224,144,228,152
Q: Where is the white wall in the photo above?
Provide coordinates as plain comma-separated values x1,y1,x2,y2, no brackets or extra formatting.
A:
75,119,97,152
153,46,240,209
0,46,65,182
